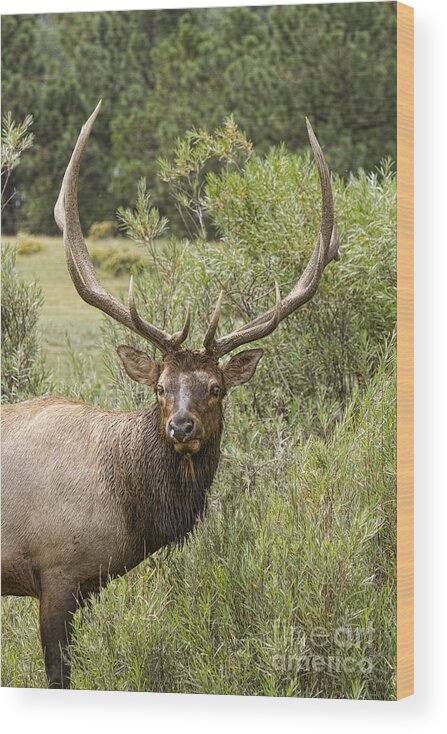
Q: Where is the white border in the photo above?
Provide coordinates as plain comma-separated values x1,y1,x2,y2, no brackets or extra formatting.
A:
1,0,446,731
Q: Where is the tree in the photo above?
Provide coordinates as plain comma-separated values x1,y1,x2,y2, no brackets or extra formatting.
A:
2,4,397,235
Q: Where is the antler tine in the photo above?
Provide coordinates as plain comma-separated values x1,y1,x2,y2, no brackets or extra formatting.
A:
238,281,282,334
171,305,191,348
203,282,282,354
203,290,224,353
55,102,187,355
204,119,339,358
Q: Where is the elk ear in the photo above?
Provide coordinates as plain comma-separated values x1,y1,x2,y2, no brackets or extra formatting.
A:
222,348,263,390
117,345,160,387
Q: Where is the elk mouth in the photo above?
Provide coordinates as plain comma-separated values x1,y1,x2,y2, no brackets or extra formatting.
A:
173,439,201,456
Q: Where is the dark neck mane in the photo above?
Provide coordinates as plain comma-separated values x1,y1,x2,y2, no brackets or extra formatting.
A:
104,402,222,559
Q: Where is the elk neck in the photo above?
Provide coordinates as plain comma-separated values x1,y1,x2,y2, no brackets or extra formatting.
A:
98,400,223,558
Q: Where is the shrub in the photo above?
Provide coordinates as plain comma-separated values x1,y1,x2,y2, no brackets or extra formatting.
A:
202,152,396,416
87,220,118,240
112,131,396,429
90,246,145,277
117,178,168,246
15,232,44,255
1,244,52,402
1,112,34,213
157,118,252,239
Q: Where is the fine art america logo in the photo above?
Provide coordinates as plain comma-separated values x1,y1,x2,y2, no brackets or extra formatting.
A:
272,623,375,675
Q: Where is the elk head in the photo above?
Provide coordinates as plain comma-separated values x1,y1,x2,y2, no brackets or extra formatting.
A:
115,345,262,455
54,101,339,456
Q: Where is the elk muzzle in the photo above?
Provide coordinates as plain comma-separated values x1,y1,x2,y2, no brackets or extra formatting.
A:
167,411,202,455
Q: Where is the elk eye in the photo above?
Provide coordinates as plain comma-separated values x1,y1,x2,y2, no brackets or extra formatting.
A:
156,384,165,397
210,384,220,398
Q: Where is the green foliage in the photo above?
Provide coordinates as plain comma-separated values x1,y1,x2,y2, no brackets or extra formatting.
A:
111,2,396,228
1,112,33,217
1,112,34,187
87,220,118,240
115,124,396,423
15,232,45,255
1,354,396,698
2,4,396,235
1,245,52,402
1,117,51,402
206,152,396,415
158,117,252,238
91,246,146,277
117,178,168,246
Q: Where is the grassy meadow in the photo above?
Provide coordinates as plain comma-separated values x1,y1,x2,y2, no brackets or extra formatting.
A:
9,234,145,376
1,142,397,698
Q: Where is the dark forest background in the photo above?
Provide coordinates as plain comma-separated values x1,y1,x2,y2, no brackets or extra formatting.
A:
1,2,397,235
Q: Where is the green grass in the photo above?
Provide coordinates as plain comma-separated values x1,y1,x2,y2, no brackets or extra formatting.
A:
8,235,144,377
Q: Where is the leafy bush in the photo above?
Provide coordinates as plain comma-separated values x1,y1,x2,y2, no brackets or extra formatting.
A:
117,178,168,246
1,244,52,402
1,112,33,213
109,126,396,430
90,246,146,277
87,220,118,240
158,117,252,239
204,151,396,411
15,232,44,255
1,347,396,698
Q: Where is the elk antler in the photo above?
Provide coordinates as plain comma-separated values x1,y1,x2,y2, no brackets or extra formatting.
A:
202,118,340,358
54,101,190,355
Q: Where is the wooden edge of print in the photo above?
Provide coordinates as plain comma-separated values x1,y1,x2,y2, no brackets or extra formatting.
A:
396,1,414,700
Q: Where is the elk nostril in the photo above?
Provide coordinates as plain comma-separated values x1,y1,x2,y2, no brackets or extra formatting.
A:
184,419,194,436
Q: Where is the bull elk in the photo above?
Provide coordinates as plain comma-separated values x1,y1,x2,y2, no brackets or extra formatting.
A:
1,101,340,689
